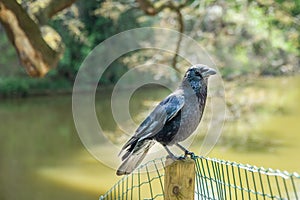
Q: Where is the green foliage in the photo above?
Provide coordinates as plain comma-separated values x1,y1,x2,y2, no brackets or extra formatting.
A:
0,77,30,97
0,76,72,97
49,0,143,85
185,0,300,79
0,0,146,97
0,0,299,97
0,28,23,76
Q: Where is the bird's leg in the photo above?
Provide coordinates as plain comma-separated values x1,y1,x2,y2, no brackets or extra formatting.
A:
176,143,195,158
163,145,184,160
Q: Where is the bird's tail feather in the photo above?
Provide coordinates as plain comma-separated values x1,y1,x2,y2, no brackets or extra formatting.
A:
117,139,154,176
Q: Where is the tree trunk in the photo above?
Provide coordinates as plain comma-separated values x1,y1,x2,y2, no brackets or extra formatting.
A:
0,0,75,77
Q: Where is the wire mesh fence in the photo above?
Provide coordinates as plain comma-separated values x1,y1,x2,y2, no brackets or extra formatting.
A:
99,155,300,200
100,157,166,200
195,157,300,200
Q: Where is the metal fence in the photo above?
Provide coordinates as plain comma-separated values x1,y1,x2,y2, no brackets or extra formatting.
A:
100,155,300,200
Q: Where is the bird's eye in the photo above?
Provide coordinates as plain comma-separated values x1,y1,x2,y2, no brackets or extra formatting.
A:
195,71,201,76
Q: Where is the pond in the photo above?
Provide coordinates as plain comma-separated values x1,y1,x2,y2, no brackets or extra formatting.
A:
0,76,299,200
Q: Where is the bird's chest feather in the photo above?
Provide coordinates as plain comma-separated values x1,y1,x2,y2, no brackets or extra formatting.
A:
171,99,203,143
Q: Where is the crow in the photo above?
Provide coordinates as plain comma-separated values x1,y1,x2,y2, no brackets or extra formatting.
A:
117,64,216,176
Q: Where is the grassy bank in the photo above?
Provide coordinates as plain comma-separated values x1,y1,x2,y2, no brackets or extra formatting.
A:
0,77,73,98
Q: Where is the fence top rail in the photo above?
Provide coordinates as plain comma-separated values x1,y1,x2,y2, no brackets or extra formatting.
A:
197,156,300,179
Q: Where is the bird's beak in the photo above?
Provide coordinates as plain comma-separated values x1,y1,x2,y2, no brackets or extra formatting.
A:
202,68,217,77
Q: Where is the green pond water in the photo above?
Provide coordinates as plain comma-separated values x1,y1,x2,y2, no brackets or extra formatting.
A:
0,76,299,200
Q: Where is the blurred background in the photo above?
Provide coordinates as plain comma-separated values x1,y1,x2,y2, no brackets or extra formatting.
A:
0,0,299,200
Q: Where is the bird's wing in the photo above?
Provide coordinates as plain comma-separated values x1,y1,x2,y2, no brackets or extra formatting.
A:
121,93,185,151
135,94,184,138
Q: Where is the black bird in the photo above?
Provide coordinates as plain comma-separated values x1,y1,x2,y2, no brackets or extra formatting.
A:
117,64,216,176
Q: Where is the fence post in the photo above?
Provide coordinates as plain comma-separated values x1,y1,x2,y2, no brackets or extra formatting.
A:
164,157,195,200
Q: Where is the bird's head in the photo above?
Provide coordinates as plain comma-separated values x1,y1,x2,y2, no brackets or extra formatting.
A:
181,64,216,94
184,64,216,82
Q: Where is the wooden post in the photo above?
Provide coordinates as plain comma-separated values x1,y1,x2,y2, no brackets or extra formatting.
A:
164,157,195,200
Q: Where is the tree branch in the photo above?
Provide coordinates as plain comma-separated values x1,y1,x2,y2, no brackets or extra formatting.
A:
0,0,75,77
136,0,188,15
136,0,188,70
135,0,159,15
171,8,184,70
29,0,76,25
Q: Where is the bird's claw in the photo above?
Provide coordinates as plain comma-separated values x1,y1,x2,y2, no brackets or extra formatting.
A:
184,150,195,159
177,153,194,160
166,151,195,161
